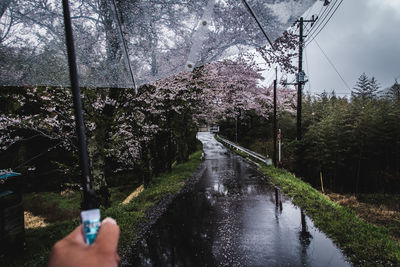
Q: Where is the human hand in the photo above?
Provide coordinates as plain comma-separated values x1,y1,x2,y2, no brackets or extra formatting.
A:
48,217,120,267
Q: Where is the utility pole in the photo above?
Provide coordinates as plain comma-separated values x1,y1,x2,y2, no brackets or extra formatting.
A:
278,129,281,166
235,115,238,143
297,17,304,141
291,16,316,175
295,16,316,141
273,67,277,167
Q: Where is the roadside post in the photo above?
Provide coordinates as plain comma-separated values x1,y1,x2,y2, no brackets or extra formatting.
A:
320,171,325,193
278,129,282,167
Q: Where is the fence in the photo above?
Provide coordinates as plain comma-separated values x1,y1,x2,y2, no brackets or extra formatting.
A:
217,135,272,165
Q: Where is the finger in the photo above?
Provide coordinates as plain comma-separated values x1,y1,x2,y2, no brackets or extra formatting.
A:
93,217,120,254
65,225,86,245
116,253,121,264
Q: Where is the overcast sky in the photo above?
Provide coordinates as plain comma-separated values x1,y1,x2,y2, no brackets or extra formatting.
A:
296,0,400,96
258,0,400,96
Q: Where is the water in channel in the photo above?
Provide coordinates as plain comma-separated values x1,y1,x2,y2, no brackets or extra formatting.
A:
128,132,351,266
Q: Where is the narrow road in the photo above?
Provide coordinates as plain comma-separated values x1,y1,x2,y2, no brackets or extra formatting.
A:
129,132,350,266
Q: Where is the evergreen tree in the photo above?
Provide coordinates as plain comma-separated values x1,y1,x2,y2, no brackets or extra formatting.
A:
369,76,380,97
351,73,379,101
387,79,400,101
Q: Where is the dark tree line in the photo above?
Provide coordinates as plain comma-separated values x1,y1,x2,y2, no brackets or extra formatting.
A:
219,74,400,193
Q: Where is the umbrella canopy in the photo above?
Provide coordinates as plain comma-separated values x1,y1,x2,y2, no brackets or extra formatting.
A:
0,0,317,88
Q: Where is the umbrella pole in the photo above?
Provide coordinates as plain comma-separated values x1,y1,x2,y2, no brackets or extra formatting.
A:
62,0,96,210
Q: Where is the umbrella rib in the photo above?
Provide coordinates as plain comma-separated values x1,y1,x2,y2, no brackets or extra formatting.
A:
241,0,275,50
111,0,138,93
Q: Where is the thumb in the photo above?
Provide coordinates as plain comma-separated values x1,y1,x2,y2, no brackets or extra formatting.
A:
93,217,120,254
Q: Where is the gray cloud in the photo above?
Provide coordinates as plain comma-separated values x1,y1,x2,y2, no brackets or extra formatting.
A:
304,0,400,95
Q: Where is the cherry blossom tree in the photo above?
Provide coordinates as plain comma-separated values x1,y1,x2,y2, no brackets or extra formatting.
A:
257,30,298,74
195,58,271,122
0,87,75,152
0,56,295,206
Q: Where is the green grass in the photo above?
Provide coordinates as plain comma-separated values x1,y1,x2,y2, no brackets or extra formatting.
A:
108,184,139,207
103,150,203,252
216,136,400,265
259,166,400,266
22,183,140,223
3,149,203,266
23,192,81,223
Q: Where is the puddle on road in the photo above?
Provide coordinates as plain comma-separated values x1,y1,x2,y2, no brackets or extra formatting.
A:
127,133,351,266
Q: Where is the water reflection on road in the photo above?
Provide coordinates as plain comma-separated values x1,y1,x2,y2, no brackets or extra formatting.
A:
128,132,351,266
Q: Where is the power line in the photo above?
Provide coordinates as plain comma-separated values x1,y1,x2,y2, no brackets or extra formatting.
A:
305,0,344,47
306,91,351,96
305,0,338,38
334,92,351,95
314,2,327,22
304,46,312,92
302,1,318,32
304,0,331,35
313,38,351,91
256,54,298,65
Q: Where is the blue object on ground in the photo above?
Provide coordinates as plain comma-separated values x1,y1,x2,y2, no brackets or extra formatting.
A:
0,170,21,181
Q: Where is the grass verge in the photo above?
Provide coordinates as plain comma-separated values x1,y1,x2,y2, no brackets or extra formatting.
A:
260,166,400,266
3,149,203,266
327,193,400,243
217,135,400,266
23,191,81,223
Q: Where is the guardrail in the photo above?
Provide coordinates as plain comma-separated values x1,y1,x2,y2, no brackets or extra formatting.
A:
217,135,272,165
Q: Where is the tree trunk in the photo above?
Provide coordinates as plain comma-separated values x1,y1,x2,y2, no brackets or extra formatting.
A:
140,141,152,187
85,0,124,207
355,145,363,195
88,125,110,207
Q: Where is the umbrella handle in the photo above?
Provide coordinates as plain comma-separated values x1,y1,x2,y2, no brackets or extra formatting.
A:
81,209,101,245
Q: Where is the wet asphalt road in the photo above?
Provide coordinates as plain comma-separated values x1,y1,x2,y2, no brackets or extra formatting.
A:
129,132,351,266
